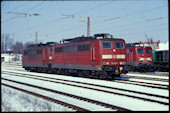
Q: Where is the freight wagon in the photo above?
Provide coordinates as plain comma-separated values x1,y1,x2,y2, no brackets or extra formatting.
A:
152,50,169,71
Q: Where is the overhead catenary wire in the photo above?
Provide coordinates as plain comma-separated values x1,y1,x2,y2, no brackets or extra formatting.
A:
115,27,168,37
103,4,167,21
2,1,32,16
10,1,115,35
3,1,168,43
23,3,167,36
92,16,168,32
54,4,168,36
2,1,45,24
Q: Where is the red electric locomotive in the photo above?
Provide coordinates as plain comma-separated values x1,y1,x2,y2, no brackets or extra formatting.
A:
51,33,126,79
125,43,153,72
22,33,127,79
22,42,57,72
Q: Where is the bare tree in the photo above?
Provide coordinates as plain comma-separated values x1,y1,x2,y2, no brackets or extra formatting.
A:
1,34,5,52
13,41,23,54
8,37,14,50
1,34,14,53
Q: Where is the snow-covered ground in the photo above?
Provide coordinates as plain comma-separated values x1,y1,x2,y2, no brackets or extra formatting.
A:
1,62,169,111
1,86,74,111
1,53,22,63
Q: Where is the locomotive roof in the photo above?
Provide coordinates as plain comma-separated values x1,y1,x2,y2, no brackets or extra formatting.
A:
126,43,146,47
25,33,124,50
62,33,124,44
25,42,59,49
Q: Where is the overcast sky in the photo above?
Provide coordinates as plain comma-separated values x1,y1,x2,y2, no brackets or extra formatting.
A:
1,0,168,44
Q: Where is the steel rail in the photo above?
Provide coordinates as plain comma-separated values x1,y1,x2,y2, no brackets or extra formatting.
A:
2,78,131,111
1,83,89,111
121,75,169,82
2,73,169,106
3,71,168,90
2,71,169,99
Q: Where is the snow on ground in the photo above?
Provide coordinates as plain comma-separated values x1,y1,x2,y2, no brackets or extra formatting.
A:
2,72,169,111
2,68,168,97
2,76,168,111
1,86,75,111
1,62,169,111
2,80,114,111
126,73,169,79
1,53,22,63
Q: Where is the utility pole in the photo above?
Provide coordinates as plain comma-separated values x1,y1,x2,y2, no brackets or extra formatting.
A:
87,17,90,37
35,32,38,44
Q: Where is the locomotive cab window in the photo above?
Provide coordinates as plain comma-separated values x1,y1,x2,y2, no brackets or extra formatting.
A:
115,42,124,49
137,49,144,53
49,47,52,52
102,42,112,49
146,49,151,53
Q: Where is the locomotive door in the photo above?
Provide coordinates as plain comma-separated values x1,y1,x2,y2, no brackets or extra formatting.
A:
130,49,133,62
42,48,46,64
48,47,53,64
91,43,95,63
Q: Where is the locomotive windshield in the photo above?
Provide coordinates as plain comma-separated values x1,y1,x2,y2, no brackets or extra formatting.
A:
115,42,124,49
146,49,151,53
138,49,144,53
102,42,112,48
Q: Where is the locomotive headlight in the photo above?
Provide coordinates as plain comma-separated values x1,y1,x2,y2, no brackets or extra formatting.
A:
103,62,106,65
120,62,123,65
106,62,109,65
147,57,152,61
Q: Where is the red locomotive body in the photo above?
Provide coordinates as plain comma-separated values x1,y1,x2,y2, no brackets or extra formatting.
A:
22,42,55,72
22,34,127,79
125,43,153,71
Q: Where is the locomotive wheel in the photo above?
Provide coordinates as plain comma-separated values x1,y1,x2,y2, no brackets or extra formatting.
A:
54,68,58,74
37,68,43,73
78,71,84,77
99,71,108,79
64,70,70,75
82,70,89,78
89,71,95,78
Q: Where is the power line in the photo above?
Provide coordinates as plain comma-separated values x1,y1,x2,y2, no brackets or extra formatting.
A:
147,17,168,21
2,1,45,24
2,1,32,16
10,1,115,34
115,27,168,37
73,1,115,15
104,4,167,21
92,16,168,32
4,2,168,42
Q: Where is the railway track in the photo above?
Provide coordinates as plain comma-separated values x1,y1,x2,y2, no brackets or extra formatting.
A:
3,70,169,90
129,72,169,76
2,71,169,106
2,83,88,111
2,78,130,111
114,79,168,90
121,74,169,82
